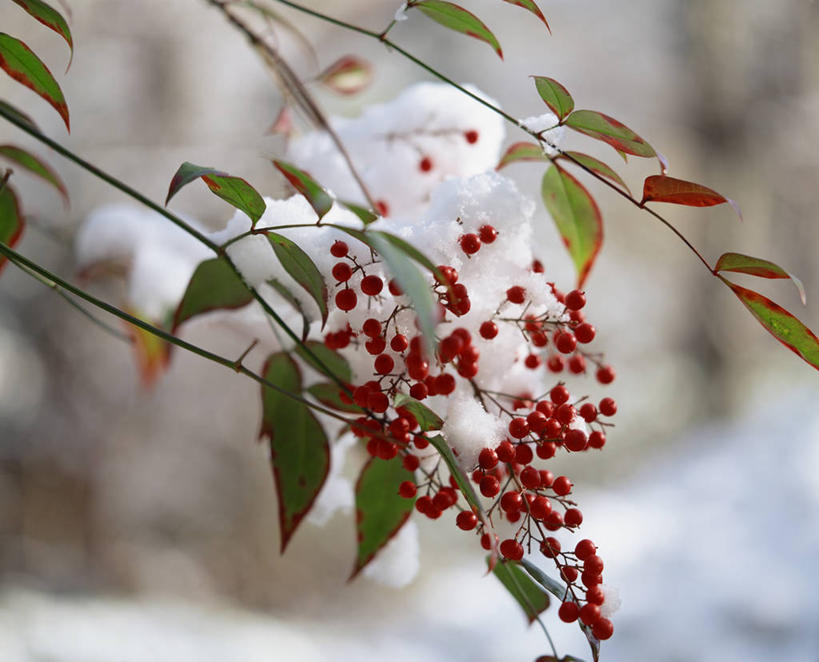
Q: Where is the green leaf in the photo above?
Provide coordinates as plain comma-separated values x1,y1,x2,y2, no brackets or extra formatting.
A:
721,278,819,371
0,33,69,131
260,352,330,552
0,185,24,274
338,199,378,225
0,144,68,204
393,393,443,431
272,160,333,221
266,231,329,328
10,0,73,68
294,340,352,382
166,162,266,226
559,151,630,195
715,252,805,305
501,0,550,33
641,174,742,221
411,1,503,59
306,382,363,414
564,109,655,159
269,277,310,341
541,165,603,288
532,76,573,121
172,257,253,331
491,559,550,623
496,142,548,170
318,55,372,95
351,455,415,577
0,100,39,131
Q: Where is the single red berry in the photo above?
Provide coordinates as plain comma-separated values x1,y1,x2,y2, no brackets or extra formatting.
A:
575,322,596,344
361,275,384,296
435,373,456,395
596,364,616,384
526,410,548,434
500,538,524,561
478,224,497,244
568,354,586,374
457,361,479,378
413,434,429,449
415,495,431,513
535,401,554,417
506,286,526,304
560,565,579,583
544,418,562,438
529,496,550,521
565,429,588,452
550,384,570,405
406,354,430,380
520,465,541,490
565,290,586,311
579,603,601,626
553,475,573,496
547,355,564,372
479,321,498,339
508,418,530,439
532,259,545,273
556,403,576,425
435,265,458,285
599,397,617,416
459,233,481,255
375,200,389,217
524,353,542,370
570,310,585,323
479,475,500,498
459,344,479,362
374,354,394,375
478,447,498,470
419,156,433,172
330,240,348,258
536,441,556,459
432,491,453,511
581,570,602,588
592,619,614,641
332,262,353,282
456,511,478,531
367,391,389,413
335,288,357,311
388,279,402,296
586,585,606,605
579,403,597,423
496,440,515,463
480,533,495,550
464,129,479,144
539,470,554,488
545,510,564,530
425,506,442,520
585,554,604,575
500,490,522,513
588,430,606,449
540,537,561,558
564,508,583,527
398,481,417,498
390,417,411,438
558,601,579,623
439,335,463,363
409,382,428,400
390,334,409,352
555,331,577,354
531,331,548,348
362,318,381,337
402,454,420,472
365,336,387,355
515,443,534,465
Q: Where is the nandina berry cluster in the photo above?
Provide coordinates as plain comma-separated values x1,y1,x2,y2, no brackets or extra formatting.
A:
322,225,617,641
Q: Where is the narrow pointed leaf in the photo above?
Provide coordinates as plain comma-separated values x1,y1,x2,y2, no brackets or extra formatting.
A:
294,340,352,382
166,161,266,226
0,144,68,203
0,33,69,130
0,186,24,274
721,279,819,370
339,199,378,225
532,76,573,121
491,559,550,624
351,455,415,577
501,0,550,33
268,277,310,341
172,257,253,331
496,142,548,170
393,393,443,431
273,160,333,220
560,151,630,195
266,232,329,327
541,165,603,287
641,175,742,221
307,382,362,414
10,0,73,67
411,1,503,59
0,100,39,132
261,352,330,552
716,252,805,305
318,55,372,95
564,109,654,159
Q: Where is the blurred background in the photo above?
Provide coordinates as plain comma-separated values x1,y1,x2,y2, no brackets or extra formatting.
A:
1,1,818,660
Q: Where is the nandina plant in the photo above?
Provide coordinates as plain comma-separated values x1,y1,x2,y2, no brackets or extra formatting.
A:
1,2,817,661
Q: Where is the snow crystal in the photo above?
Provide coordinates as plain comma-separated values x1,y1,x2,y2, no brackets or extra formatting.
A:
599,584,621,618
518,112,567,156
362,520,420,588
442,392,507,470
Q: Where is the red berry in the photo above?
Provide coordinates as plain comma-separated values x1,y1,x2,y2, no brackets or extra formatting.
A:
592,618,614,641
435,373,456,395
367,391,389,413
362,318,381,337
553,475,572,496
439,335,463,363
365,336,387,355
464,129,479,144
419,156,433,172
564,508,583,527
506,286,526,304
568,353,586,374
335,288,357,311
579,403,597,423
374,354,394,375
432,491,453,511
585,554,604,575
540,537,561,558
531,496,551,520
565,429,588,452
500,538,524,561
536,441,556,459
560,565,579,583
555,331,577,354
457,361,478,378
550,384,570,405
520,465,541,490
544,418,562,438
556,403,575,425
508,418,530,439
575,322,596,344
479,321,498,339
406,354,429,380
459,233,481,255
558,602,579,623
586,586,605,605
599,397,617,416
496,440,515,463
579,603,601,626
547,355,564,372
388,279,402,296
524,353,541,370
375,200,389,216
500,490,522,513
582,570,602,588
478,224,497,244
531,331,548,348
536,401,554,417
565,289,586,311
532,259,545,273
545,510,564,530
596,364,616,384
330,240,348,258
402,454,420,472
456,511,478,531
409,382,428,400
479,475,500,498
526,410,548,434
480,532,495,550
398,481,416,498
332,262,353,282
515,443,534,465
413,434,429,449
478,447,498,470
415,495,431,513
588,430,606,449
361,275,384,296
390,334,408,352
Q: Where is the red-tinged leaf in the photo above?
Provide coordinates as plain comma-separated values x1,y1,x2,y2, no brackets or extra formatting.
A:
722,279,819,370
260,352,330,552
266,106,294,138
0,33,69,131
318,55,372,96
501,0,550,33
0,99,39,132
716,252,806,305
351,455,415,577
272,160,333,221
166,162,266,226
641,175,742,221
560,151,630,195
124,309,170,389
172,257,253,332
564,109,655,159
0,144,68,204
411,1,503,59
294,340,352,383
266,232,329,327
496,142,548,170
532,76,573,121
541,165,603,287
10,0,73,69
306,382,362,414
491,559,550,624
0,185,24,274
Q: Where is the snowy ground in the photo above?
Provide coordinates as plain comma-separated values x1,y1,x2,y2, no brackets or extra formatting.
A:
2,388,817,662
